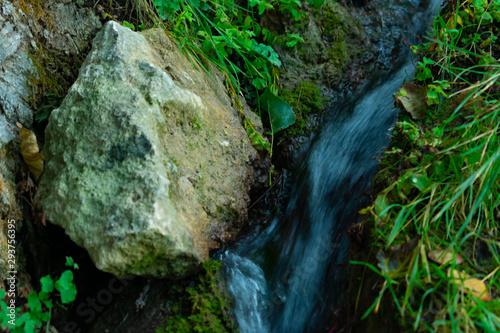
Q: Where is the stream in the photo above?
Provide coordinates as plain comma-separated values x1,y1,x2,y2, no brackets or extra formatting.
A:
219,0,439,331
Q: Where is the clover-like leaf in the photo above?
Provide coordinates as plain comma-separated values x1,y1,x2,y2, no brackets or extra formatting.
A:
27,292,42,313
54,271,77,304
40,275,54,294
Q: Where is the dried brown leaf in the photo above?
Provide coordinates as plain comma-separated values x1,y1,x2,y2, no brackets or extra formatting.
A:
394,82,429,119
428,248,464,265
449,269,492,302
17,123,44,180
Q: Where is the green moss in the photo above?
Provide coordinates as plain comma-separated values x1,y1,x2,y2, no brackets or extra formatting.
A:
326,41,347,67
28,42,86,125
15,0,55,30
157,260,236,333
311,1,364,68
318,3,347,38
279,81,327,138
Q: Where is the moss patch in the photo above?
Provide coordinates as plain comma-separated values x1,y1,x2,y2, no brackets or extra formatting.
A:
279,81,327,138
157,260,237,333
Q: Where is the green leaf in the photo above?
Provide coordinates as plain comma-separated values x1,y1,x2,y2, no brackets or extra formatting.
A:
40,311,51,322
308,0,325,8
65,256,78,269
387,207,407,248
27,292,42,313
374,194,390,219
38,291,49,300
432,160,446,177
54,270,77,304
23,317,37,333
0,289,5,299
40,275,54,293
409,173,430,191
259,88,296,134
42,299,53,309
252,77,267,90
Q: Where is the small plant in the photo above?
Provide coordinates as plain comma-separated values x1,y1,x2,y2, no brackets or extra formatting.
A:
426,80,449,105
151,0,326,152
0,257,78,333
122,20,135,30
415,57,434,82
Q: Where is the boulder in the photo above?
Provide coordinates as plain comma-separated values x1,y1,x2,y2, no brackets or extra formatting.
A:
37,21,262,278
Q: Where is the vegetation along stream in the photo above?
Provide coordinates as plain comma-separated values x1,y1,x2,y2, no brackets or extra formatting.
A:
220,0,439,331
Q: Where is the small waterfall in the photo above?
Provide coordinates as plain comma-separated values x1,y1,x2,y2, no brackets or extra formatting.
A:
220,0,440,331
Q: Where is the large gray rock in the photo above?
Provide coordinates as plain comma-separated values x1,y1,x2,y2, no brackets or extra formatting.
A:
37,21,262,278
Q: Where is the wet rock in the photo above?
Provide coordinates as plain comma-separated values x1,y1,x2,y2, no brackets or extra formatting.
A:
0,0,35,283
37,21,262,278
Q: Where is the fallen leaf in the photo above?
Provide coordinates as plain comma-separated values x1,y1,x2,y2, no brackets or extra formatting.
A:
428,248,464,265
449,269,492,302
394,82,429,119
17,123,44,180
377,237,420,275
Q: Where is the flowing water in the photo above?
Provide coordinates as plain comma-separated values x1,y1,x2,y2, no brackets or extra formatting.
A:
220,1,439,332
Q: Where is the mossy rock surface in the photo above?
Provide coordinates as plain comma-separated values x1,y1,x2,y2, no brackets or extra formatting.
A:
37,22,263,278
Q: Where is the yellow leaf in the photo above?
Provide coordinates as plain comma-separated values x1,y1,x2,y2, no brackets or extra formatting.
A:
17,123,44,180
428,248,464,265
449,269,492,302
447,16,455,29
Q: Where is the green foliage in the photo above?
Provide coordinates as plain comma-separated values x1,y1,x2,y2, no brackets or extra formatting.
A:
279,81,327,137
426,80,449,105
153,0,304,92
259,87,296,134
415,57,434,82
122,20,136,30
157,259,236,333
35,93,63,123
245,118,271,151
151,0,326,140
1,259,77,333
355,0,500,330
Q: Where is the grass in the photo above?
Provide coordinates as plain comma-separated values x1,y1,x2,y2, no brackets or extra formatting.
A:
353,0,500,331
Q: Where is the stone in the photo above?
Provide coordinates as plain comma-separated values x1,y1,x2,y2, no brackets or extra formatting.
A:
0,0,36,283
0,0,100,284
37,21,262,278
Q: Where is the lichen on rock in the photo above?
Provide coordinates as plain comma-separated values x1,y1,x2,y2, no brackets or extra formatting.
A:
37,21,263,278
